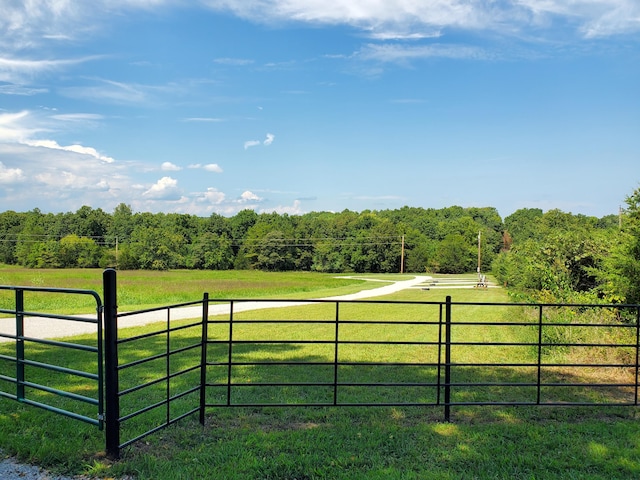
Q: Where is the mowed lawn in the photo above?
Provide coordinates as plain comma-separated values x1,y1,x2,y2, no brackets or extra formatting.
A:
1,269,640,479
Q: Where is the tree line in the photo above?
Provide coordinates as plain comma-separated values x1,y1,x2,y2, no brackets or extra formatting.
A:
0,204,504,274
2,187,639,307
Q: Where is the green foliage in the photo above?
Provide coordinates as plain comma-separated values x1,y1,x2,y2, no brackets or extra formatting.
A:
494,203,632,304
433,234,474,274
3,198,631,286
594,188,640,305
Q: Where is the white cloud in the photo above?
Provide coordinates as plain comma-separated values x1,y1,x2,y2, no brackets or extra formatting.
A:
51,113,105,122
0,56,100,84
161,161,182,171
1,0,638,69
0,110,36,141
24,139,115,163
203,163,223,173
199,187,226,204
214,57,255,66
143,176,182,200
59,79,150,105
201,0,640,38
357,43,489,64
0,141,131,211
182,117,224,122
0,84,48,96
245,133,275,150
244,140,261,150
0,161,25,183
261,199,304,215
240,190,262,202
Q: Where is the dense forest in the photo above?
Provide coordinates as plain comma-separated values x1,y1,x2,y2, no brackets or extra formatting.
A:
1,186,639,306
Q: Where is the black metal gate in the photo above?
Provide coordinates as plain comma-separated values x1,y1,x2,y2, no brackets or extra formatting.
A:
100,269,640,460
3,269,640,462
0,284,104,428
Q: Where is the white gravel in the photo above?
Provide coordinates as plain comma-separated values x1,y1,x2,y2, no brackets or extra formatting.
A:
0,453,88,480
0,275,432,342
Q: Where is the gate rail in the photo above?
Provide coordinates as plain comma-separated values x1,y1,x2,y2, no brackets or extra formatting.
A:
0,285,104,428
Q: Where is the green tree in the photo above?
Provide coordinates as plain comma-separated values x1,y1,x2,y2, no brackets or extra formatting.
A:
0,210,24,264
598,187,640,304
435,234,474,274
59,235,101,268
188,233,234,270
128,226,185,270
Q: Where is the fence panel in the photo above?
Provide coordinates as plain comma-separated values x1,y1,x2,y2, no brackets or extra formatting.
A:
203,298,447,409
103,269,208,458
445,301,640,408
0,285,103,428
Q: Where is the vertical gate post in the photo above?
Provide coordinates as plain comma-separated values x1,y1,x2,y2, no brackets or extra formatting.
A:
103,268,120,460
333,301,340,406
635,306,640,406
199,292,209,425
444,295,452,422
15,289,25,401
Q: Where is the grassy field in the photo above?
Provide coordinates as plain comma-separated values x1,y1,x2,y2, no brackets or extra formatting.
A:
0,266,377,313
1,269,639,479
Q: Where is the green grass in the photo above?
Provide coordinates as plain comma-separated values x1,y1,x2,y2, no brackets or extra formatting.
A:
1,271,640,479
0,266,376,313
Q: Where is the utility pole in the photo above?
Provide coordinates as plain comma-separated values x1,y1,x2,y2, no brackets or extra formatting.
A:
619,206,623,229
400,235,405,274
477,230,482,281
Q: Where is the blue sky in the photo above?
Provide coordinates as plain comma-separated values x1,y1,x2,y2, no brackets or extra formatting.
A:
1,1,639,219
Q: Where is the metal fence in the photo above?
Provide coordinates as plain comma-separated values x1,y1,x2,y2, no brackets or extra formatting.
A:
0,285,104,428
101,269,640,459
3,269,640,461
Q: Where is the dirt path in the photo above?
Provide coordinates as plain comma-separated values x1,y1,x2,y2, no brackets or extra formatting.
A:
0,276,431,343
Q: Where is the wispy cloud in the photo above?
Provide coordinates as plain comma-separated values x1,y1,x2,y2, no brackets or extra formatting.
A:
244,140,261,150
24,139,115,163
0,56,101,83
202,0,640,38
2,0,638,67
0,110,36,142
50,113,105,122
244,133,276,149
0,84,48,96
59,79,150,105
181,117,224,122
357,43,491,65
264,133,275,146
214,57,255,66
187,163,224,173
